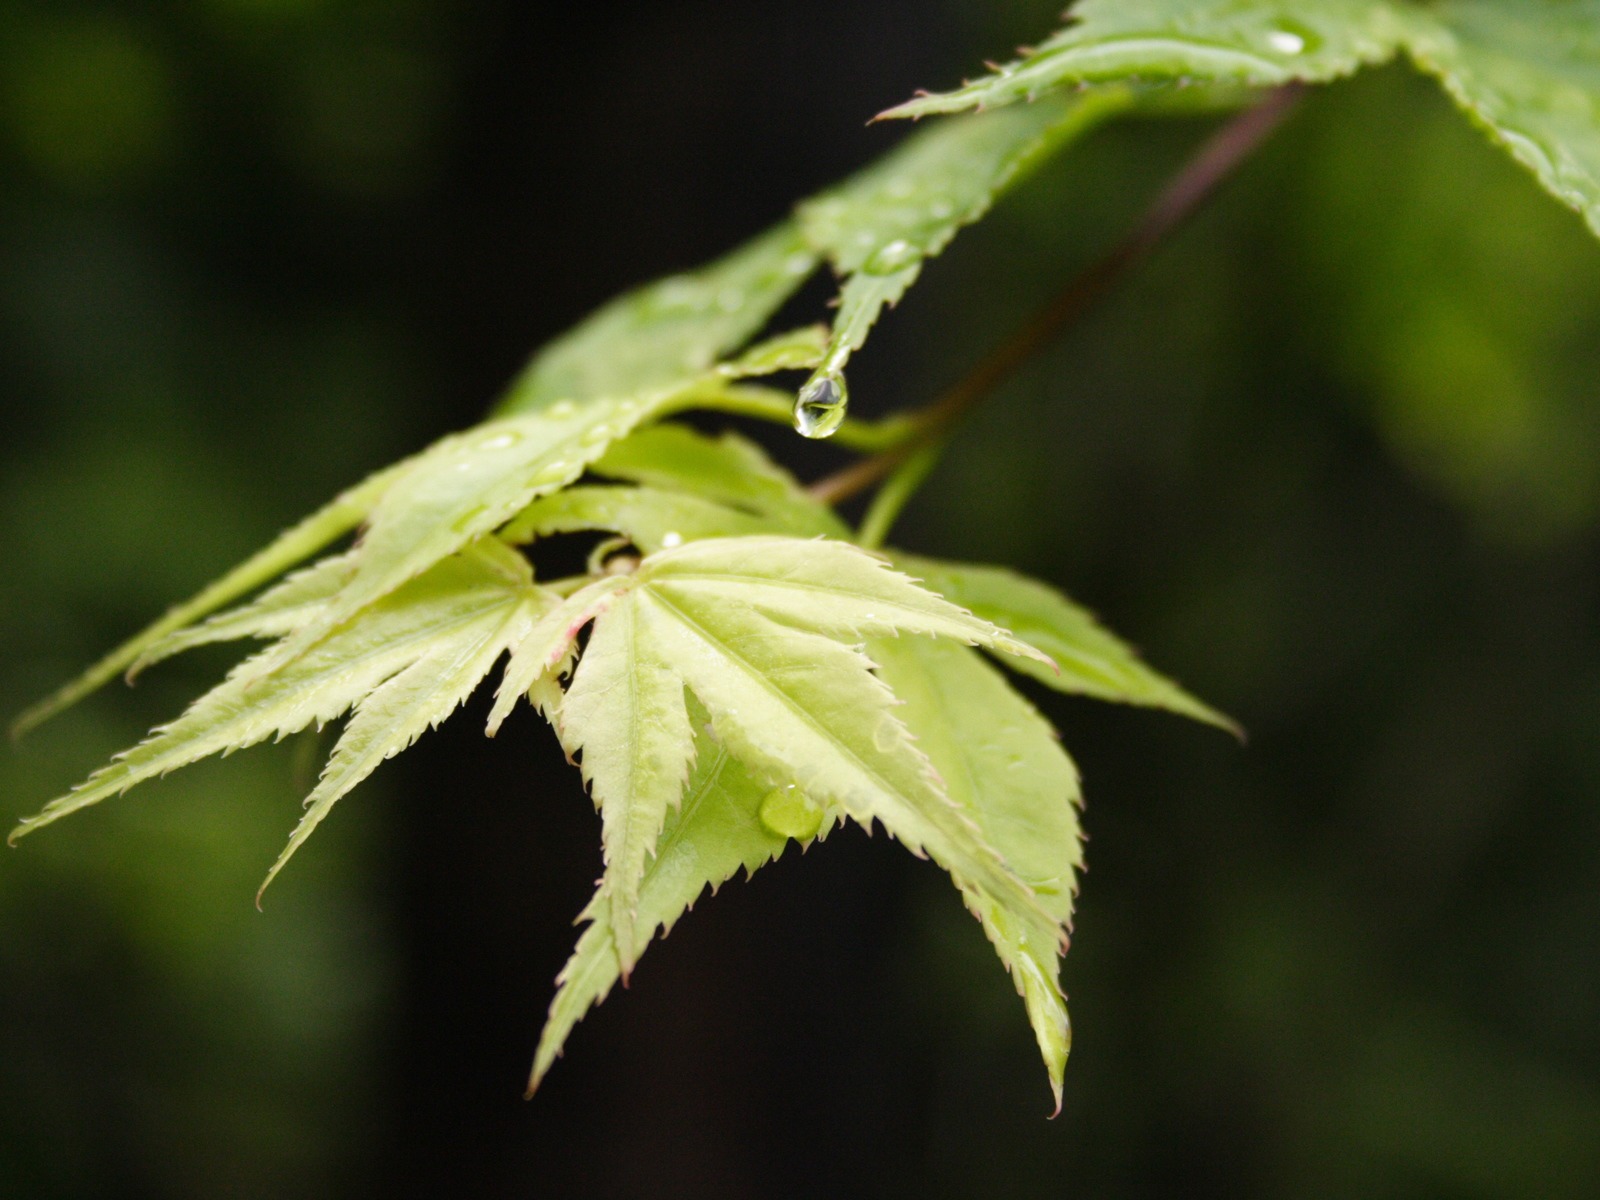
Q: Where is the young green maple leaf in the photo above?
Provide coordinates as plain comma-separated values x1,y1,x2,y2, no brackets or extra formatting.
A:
496,222,819,417
10,540,553,898
497,535,1061,1011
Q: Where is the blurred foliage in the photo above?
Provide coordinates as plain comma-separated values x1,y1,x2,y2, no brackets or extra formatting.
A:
4,1,1600,1197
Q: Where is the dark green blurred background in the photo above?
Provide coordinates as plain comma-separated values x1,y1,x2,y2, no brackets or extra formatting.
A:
5,2,1600,1197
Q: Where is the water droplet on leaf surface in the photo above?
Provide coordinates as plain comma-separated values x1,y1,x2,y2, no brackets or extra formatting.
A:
794,370,848,439
759,785,823,841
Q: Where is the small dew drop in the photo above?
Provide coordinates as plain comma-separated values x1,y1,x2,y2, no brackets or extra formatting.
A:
580,423,614,447
930,200,955,220
1266,29,1305,54
547,400,578,419
759,785,824,841
864,238,921,276
793,370,849,439
716,287,745,313
477,432,519,451
660,531,683,549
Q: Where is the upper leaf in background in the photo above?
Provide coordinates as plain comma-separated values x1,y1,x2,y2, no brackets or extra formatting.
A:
496,222,818,416
886,0,1600,239
896,553,1238,734
792,90,1130,436
1406,2,1600,238
884,0,1408,116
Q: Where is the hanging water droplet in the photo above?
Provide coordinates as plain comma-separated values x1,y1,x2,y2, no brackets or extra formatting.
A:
759,785,824,841
864,238,920,276
659,531,683,549
794,370,849,439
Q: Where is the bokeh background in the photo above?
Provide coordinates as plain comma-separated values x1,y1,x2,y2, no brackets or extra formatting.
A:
4,1,1600,1196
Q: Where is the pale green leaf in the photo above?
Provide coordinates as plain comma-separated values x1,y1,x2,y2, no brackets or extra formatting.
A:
496,536,1053,991
528,720,804,1096
883,0,1411,119
496,222,818,417
259,574,543,900
1409,1,1600,238
558,596,697,974
10,540,540,845
261,397,672,668
633,582,1045,929
897,553,1236,733
872,636,1081,1110
10,459,405,736
642,536,1053,666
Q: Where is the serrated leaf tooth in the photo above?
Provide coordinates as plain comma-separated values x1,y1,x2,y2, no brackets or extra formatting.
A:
488,577,625,736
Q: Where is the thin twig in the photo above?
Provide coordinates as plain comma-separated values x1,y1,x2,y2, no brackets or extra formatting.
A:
809,83,1305,508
